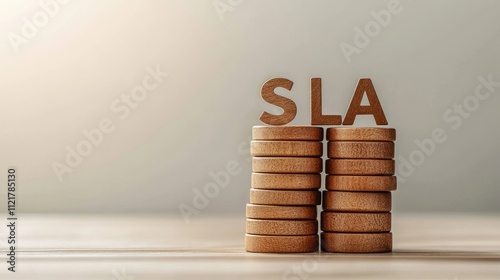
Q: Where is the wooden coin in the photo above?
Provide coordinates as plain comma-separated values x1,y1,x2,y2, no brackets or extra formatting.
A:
326,127,396,141
245,234,319,253
246,204,317,220
321,232,392,253
251,141,323,157
246,219,318,235
251,173,321,190
253,126,323,141
253,157,323,173
327,141,394,159
326,159,394,175
326,175,397,191
321,212,391,232
250,189,321,205
322,191,391,212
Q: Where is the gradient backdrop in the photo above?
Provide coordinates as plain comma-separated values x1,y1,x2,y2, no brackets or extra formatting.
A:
1,0,499,219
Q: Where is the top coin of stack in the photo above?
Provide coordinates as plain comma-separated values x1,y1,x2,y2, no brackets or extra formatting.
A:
245,126,323,253
322,127,396,253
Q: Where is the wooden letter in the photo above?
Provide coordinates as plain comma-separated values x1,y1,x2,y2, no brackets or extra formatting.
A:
310,78,342,125
259,78,296,125
343,78,388,125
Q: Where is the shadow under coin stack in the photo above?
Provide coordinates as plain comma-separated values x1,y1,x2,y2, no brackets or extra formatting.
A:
322,127,396,253
245,126,323,253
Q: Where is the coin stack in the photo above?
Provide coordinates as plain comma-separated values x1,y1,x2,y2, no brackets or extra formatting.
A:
245,126,323,253
321,127,396,253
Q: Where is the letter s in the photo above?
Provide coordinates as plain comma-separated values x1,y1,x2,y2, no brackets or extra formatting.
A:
259,78,296,125
110,98,130,120
443,109,461,130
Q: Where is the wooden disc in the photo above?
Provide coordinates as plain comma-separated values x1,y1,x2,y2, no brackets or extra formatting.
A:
321,212,391,232
250,189,321,205
321,232,392,253
246,219,318,235
322,191,391,212
245,234,319,253
326,159,395,175
326,175,397,191
246,204,317,220
251,173,321,190
327,141,394,159
326,128,396,141
253,126,323,141
251,141,323,157
253,157,323,173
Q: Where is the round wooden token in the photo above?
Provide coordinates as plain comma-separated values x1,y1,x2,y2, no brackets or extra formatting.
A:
326,175,397,191
246,219,318,235
251,141,323,157
250,189,321,205
321,232,392,253
326,159,395,175
251,173,321,190
322,191,391,212
253,126,323,141
321,212,391,232
326,127,396,141
246,204,317,220
253,157,323,173
327,141,394,159
245,234,319,253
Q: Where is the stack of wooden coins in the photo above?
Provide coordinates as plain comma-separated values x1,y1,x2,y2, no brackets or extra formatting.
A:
245,126,323,253
321,127,396,253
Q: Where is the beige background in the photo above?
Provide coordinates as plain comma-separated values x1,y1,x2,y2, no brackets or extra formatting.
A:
0,0,499,218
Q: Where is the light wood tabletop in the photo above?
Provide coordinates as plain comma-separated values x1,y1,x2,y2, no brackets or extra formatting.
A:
0,213,499,279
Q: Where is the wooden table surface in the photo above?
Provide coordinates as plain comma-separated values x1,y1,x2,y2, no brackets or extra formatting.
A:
0,213,499,279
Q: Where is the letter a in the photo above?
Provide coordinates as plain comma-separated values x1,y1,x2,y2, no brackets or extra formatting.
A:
343,78,388,125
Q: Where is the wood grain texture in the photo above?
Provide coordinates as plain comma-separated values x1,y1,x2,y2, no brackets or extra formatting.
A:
342,78,388,125
259,78,297,125
326,159,395,175
8,214,500,279
327,141,394,159
245,234,319,253
246,204,317,220
252,126,323,141
246,219,318,235
326,127,396,141
253,157,323,173
321,212,391,232
251,141,323,157
250,189,321,205
326,175,397,191
322,191,391,212
310,78,342,125
321,232,392,253
251,173,321,190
